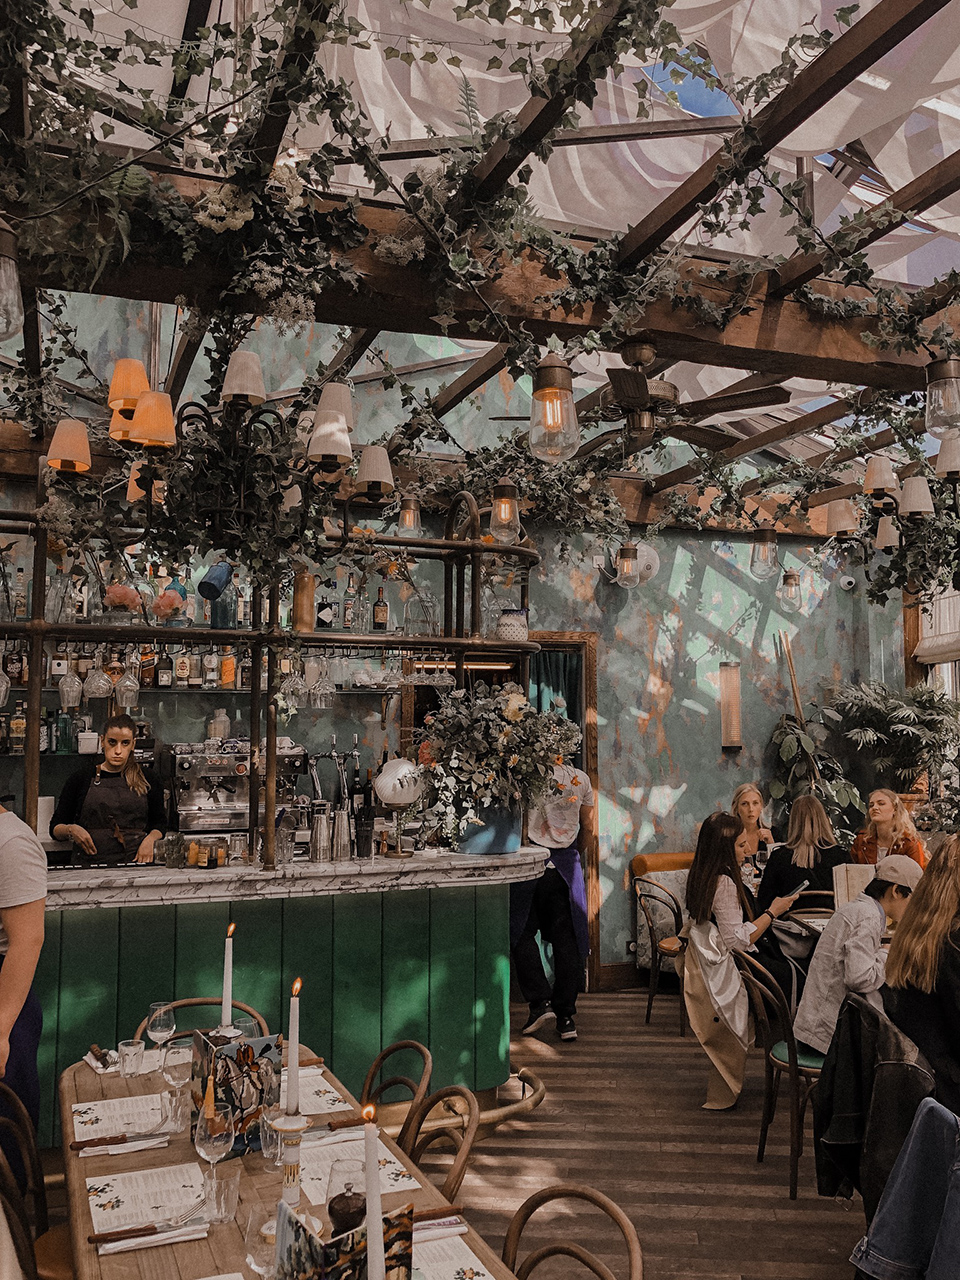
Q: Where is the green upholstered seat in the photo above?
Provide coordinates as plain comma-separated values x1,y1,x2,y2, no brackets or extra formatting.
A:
771,1040,825,1071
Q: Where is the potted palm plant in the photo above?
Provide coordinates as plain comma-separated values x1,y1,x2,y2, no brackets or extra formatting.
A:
416,682,582,851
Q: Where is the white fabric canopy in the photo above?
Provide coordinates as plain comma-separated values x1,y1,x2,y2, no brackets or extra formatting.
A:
914,588,960,663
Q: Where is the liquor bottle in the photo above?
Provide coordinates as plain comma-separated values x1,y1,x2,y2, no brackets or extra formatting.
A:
219,646,236,689
49,645,69,686
211,577,238,630
76,645,93,680
139,643,156,688
316,592,336,630
342,572,358,630
157,648,174,688
188,647,203,688
13,568,26,619
56,709,74,754
233,573,246,627
174,648,191,689
202,648,219,689
372,586,389,632
9,702,26,755
0,715,8,753
38,710,49,754
324,580,339,628
238,650,252,689
104,649,124,683
3,644,22,687
182,566,198,625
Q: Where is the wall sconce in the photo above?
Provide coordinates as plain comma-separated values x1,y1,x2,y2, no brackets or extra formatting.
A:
925,358,960,438
528,353,580,463
898,476,935,517
779,568,802,614
719,660,742,751
597,540,660,587
489,476,521,545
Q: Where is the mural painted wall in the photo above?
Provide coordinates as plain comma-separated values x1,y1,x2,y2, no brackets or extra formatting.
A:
526,529,904,966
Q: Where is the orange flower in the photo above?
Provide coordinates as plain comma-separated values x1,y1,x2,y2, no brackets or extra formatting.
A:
418,741,435,766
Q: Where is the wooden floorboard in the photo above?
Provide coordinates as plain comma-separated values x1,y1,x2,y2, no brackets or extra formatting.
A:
454,991,864,1280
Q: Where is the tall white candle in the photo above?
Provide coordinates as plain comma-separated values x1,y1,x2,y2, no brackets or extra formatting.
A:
221,922,235,1028
363,1106,386,1280
286,978,302,1115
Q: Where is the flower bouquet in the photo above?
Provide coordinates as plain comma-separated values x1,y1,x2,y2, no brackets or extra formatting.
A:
416,682,581,848
102,580,144,623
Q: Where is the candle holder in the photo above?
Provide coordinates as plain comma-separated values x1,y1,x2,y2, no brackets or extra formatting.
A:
270,1113,312,1208
212,1023,243,1042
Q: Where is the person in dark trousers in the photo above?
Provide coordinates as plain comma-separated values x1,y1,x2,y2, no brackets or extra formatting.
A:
511,761,593,1042
51,713,165,865
0,799,47,1190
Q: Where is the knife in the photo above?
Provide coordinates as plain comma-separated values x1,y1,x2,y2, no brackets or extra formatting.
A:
87,1216,205,1245
70,1129,168,1151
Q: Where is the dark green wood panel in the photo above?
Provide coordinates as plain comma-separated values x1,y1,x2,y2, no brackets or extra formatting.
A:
281,895,334,1061
428,887,477,1088
34,912,62,1147
172,901,231,1033
117,906,177,1042
379,889,431,1101
473,885,510,1091
230,898,284,1035
331,895,383,1098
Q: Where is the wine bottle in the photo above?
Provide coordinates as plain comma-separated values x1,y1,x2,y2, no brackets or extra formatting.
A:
372,586,389,632
157,648,174,688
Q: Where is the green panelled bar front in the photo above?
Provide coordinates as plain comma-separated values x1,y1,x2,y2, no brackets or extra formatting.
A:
34,884,510,1147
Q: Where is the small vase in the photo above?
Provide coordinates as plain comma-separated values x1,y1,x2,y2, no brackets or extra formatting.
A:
457,804,522,855
496,608,528,642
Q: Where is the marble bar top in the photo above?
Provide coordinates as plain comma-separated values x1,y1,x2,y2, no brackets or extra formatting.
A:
45,846,549,911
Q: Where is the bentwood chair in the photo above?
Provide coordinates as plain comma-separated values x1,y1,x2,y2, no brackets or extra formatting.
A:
398,1085,479,1202
733,952,824,1200
502,1184,644,1280
0,1187,37,1280
360,1040,433,1152
633,876,687,1035
132,997,269,1041
0,1082,73,1279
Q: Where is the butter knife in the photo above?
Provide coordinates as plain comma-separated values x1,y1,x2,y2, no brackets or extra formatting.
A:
87,1215,205,1245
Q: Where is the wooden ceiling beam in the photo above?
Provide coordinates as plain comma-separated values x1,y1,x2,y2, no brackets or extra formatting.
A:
769,148,960,297
323,328,379,381
616,0,954,271
431,345,509,418
164,326,208,407
739,419,923,498
646,400,849,493
167,0,214,107
806,457,923,507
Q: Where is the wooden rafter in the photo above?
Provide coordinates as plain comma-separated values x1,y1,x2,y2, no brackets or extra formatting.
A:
770,148,960,297
164,327,208,407
805,456,923,507
324,328,379,381
167,0,214,107
467,0,636,205
739,421,922,499
646,400,849,494
616,0,954,271
431,345,509,418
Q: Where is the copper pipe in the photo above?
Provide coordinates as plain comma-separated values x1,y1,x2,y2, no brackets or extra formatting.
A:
262,585,280,872
470,550,482,637
23,495,47,831
248,585,263,858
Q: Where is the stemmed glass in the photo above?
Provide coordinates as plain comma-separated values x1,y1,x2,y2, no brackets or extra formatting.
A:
146,1002,176,1050
194,1101,235,1168
243,1201,278,1276
82,649,114,700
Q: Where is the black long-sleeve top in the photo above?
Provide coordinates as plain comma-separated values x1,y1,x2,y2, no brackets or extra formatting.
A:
757,843,847,911
50,760,166,840
883,929,960,1114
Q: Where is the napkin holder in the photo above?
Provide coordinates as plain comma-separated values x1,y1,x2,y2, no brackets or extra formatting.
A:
190,1030,282,1154
275,1198,413,1280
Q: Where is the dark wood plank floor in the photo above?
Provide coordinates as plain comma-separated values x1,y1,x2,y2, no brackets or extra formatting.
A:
457,991,865,1280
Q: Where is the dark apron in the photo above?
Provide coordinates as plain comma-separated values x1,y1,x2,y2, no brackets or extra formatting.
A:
75,769,148,866
510,846,590,958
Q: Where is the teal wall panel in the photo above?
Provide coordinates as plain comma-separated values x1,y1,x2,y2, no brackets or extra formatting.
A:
330,895,383,1098
380,889,432,1101
34,913,61,1147
474,886,510,1091
117,905,176,1042
281,895,334,1063
428,887,477,1088
230,897,284,1035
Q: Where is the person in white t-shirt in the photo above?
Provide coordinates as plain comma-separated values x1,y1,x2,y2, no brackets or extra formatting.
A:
0,803,47,1187
511,762,594,1042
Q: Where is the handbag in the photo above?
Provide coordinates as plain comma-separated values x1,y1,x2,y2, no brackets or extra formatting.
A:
770,916,818,963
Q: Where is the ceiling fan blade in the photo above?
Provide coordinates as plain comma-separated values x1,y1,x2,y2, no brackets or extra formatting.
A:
489,416,529,421
606,366,650,409
669,424,740,449
679,385,792,423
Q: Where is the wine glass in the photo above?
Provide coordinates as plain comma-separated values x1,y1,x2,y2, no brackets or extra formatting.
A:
161,1043,192,1089
243,1201,278,1277
146,1002,176,1050
194,1101,235,1167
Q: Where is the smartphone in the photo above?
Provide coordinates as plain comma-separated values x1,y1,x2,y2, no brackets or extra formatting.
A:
791,879,810,895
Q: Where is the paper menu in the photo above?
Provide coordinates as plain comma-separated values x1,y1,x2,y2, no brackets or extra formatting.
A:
85,1162,204,1233
414,1234,493,1280
279,1066,354,1116
72,1094,164,1139
299,1135,419,1205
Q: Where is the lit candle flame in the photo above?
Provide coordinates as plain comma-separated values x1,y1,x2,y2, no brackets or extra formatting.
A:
227,922,236,938
292,977,302,996
362,1104,376,1122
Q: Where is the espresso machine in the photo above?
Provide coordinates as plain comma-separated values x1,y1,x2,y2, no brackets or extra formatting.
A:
162,741,308,835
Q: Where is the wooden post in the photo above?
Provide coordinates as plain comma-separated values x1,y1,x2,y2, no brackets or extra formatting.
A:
902,586,924,687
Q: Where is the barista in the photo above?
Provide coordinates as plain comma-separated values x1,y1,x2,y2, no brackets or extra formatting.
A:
50,714,165,866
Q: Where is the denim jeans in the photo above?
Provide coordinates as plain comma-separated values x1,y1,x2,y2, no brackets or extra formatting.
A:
851,1097,960,1279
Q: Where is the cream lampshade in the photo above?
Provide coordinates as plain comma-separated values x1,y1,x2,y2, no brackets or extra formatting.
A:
825,499,860,536
936,433,960,481
47,419,92,473
355,445,394,496
306,390,353,472
108,358,149,415
128,391,176,448
899,476,935,517
313,380,354,433
109,407,135,443
875,515,900,550
863,455,898,497
222,350,266,405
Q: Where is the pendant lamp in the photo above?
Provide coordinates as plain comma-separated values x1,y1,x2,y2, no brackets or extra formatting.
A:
47,419,92,473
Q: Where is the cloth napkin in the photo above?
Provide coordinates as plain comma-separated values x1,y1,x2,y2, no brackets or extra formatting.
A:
79,1136,169,1158
97,1223,208,1255
413,1219,468,1242
83,1048,162,1074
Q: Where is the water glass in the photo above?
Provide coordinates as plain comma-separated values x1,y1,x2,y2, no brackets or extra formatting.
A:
194,1102,235,1166
243,1200,278,1276
234,1015,259,1042
117,1040,144,1077
161,1043,192,1089
146,1002,176,1047
160,1088,190,1134
259,1105,282,1165
202,1160,241,1224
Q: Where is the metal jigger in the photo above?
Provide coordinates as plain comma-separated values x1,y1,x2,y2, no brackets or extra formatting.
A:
270,1113,312,1208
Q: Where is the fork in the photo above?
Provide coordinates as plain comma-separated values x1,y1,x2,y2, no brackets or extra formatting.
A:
87,1202,204,1245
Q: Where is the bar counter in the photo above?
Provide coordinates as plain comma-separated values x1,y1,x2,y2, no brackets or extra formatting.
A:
35,847,548,1146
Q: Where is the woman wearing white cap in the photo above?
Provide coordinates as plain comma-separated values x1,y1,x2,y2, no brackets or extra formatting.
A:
793,855,922,1057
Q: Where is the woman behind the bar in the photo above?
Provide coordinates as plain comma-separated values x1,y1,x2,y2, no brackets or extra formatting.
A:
50,714,165,865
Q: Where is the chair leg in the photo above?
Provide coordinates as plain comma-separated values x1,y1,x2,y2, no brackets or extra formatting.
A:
788,1070,802,1201
678,971,687,1038
796,1077,818,1160
758,1062,780,1164
645,949,661,1025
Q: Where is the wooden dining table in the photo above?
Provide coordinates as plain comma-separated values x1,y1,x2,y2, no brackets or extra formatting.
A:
60,1050,517,1280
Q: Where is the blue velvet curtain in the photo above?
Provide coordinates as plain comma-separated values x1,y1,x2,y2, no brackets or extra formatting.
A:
529,649,583,767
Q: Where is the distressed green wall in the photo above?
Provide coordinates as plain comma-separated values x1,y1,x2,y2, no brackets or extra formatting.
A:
525,530,904,966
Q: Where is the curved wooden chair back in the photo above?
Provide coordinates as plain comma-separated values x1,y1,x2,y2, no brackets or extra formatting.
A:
399,1085,479,1203
0,1186,37,1280
133,998,269,1042
733,952,789,1054
502,1184,643,1280
360,1041,432,1150
0,1083,47,1237
633,877,684,946
793,889,834,911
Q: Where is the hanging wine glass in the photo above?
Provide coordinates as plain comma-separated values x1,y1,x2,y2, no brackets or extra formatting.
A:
308,657,335,709
115,663,141,710
58,669,83,710
279,659,309,710
82,648,114,700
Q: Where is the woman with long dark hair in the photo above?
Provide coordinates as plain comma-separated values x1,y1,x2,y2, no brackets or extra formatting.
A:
884,836,960,1110
51,714,165,865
